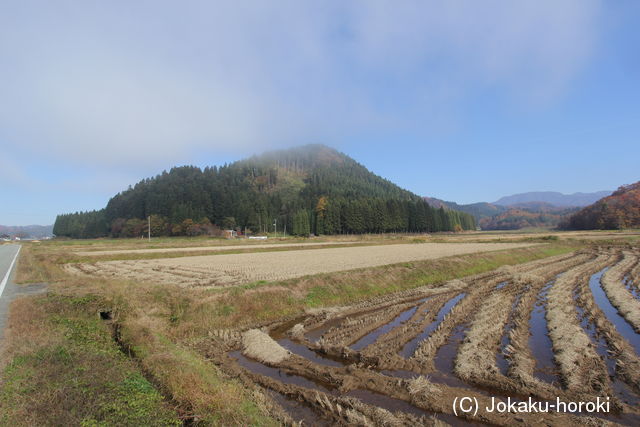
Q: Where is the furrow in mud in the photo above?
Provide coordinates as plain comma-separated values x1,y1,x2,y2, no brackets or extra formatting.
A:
410,279,499,372
600,252,640,332
495,289,523,376
624,274,640,299
351,301,424,351
207,249,640,425
318,301,427,348
302,279,470,343
589,268,640,353
630,253,640,294
529,280,559,385
502,253,594,399
576,265,640,397
545,253,615,395
234,362,431,426
574,286,640,410
356,296,452,360
452,263,584,402
399,293,463,360
300,252,580,347
454,279,527,392
233,346,590,426
410,252,589,375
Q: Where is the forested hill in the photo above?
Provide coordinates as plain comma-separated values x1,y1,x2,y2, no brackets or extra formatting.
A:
54,145,476,238
479,207,577,230
561,182,640,230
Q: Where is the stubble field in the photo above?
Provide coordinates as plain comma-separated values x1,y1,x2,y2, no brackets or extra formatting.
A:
6,231,640,426
65,242,538,287
208,246,640,426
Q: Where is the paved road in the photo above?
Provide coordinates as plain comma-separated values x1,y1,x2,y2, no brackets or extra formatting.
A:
0,245,46,343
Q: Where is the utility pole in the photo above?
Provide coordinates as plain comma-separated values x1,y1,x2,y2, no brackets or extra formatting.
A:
148,216,151,242
273,219,277,238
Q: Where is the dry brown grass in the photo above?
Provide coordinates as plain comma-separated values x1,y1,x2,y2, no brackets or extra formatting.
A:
74,240,360,256
241,329,291,364
214,251,620,426
600,251,640,332
545,253,613,393
14,244,66,284
499,253,594,398
574,255,640,395
455,287,515,380
2,237,584,425
119,313,277,425
66,242,539,288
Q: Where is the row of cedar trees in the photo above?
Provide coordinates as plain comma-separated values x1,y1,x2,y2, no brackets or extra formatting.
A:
53,197,476,239
53,146,476,239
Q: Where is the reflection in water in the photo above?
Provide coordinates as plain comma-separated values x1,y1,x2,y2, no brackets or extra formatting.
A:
400,293,465,358
529,281,559,384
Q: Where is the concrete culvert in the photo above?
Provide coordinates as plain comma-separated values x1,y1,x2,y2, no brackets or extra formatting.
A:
99,310,112,320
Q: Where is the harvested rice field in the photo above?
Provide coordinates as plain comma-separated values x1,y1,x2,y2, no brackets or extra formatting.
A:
200,247,640,425
65,242,536,287
72,240,361,256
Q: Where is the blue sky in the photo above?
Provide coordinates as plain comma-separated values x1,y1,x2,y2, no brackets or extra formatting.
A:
1,1,639,225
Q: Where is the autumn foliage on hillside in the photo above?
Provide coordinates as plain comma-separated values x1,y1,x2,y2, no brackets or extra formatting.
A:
562,182,640,230
479,208,572,230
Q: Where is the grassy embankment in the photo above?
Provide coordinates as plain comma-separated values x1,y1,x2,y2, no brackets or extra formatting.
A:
0,294,181,426
1,237,590,424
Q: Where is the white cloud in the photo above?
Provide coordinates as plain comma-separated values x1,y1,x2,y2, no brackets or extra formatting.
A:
0,0,603,170
345,1,599,101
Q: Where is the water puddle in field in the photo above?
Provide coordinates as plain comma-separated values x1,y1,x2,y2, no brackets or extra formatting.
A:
495,281,508,290
381,369,418,379
344,389,471,426
400,293,466,358
528,280,560,384
428,323,527,404
623,275,640,299
430,324,469,389
232,348,471,424
268,317,306,340
305,316,346,342
229,351,337,394
575,290,640,408
266,390,331,426
496,289,527,376
346,389,428,418
351,304,421,351
277,339,345,367
304,296,430,343
589,268,640,354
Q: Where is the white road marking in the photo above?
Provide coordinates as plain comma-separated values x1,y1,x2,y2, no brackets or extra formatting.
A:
0,246,21,298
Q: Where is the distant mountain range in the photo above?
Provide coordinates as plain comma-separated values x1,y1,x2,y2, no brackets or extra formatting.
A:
423,198,506,220
493,191,612,207
0,224,54,239
425,190,612,230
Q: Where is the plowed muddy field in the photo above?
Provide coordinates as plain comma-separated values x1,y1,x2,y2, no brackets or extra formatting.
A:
65,242,535,287
202,247,640,425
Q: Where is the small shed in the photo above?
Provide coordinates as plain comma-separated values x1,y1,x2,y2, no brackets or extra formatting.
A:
223,230,237,239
